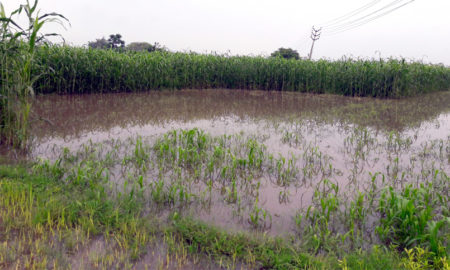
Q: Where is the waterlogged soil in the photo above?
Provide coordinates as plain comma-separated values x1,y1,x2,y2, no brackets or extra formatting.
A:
23,90,450,235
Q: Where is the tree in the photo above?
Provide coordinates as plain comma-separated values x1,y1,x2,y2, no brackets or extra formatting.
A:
88,37,109,49
107,34,125,49
271,48,300,60
88,34,125,50
126,42,165,52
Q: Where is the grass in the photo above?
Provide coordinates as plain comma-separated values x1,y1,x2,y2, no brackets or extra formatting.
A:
1,127,448,269
0,164,440,269
32,46,450,97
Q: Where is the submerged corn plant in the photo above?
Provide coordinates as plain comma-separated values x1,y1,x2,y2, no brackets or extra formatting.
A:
0,0,67,148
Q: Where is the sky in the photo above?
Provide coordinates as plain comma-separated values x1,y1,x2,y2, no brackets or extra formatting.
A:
3,0,450,65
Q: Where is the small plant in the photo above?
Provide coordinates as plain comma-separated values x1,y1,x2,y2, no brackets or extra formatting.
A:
296,179,341,253
401,247,445,270
248,199,272,231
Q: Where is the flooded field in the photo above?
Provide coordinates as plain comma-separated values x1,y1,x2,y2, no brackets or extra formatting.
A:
2,1,448,266
25,89,450,238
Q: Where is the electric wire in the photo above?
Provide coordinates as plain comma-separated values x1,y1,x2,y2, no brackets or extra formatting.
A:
324,0,406,33
318,0,381,28
324,0,415,35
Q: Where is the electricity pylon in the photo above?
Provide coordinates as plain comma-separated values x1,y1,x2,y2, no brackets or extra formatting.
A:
308,26,322,60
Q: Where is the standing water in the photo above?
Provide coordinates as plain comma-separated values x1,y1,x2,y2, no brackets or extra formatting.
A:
24,89,450,235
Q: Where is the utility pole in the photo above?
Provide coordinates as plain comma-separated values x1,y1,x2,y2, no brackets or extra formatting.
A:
308,26,321,60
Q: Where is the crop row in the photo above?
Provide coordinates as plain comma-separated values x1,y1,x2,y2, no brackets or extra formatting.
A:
34,46,450,97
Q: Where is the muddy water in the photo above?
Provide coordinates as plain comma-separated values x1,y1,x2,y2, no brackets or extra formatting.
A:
27,89,450,235
30,90,450,155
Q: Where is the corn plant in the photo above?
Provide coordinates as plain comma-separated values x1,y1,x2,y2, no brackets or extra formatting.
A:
0,0,67,148
376,182,449,257
31,47,450,97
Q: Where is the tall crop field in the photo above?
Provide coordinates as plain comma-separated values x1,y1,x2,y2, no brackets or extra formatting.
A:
34,46,450,97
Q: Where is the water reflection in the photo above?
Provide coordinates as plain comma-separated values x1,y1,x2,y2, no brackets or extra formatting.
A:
31,89,450,141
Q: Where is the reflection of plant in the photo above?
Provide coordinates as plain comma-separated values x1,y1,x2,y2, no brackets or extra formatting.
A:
0,0,67,148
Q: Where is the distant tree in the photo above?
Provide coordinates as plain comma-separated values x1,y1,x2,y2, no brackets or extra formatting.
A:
88,34,126,50
127,42,164,52
271,47,300,60
127,42,152,52
107,34,125,49
88,37,109,49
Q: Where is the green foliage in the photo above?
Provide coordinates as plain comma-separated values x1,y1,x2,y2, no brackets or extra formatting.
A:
271,47,300,60
127,41,164,52
32,46,450,97
87,37,108,49
401,247,449,270
376,180,449,256
107,33,125,49
88,34,126,50
0,0,67,148
171,217,323,269
296,179,342,253
339,245,402,270
1,125,449,268
0,159,409,269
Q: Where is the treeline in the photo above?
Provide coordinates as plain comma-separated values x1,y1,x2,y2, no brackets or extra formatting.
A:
33,46,450,97
87,33,165,53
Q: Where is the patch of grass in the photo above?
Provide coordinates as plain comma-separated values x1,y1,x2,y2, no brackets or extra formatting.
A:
0,161,448,269
170,216,326,269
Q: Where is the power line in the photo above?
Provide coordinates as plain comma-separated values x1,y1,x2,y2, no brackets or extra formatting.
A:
324,0,415,35
324,0,407,33
323,0,413,34
326,1,415,35
303,0,416,59
319,0,382,28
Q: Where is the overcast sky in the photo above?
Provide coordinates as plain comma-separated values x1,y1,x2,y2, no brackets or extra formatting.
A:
4,0,450,65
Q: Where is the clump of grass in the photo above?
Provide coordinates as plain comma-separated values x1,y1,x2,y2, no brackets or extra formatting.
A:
170,216,324,269
0,162,159,269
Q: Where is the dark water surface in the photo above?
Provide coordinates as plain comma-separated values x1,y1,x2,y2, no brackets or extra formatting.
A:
22,90,450,234
32,89,450,138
